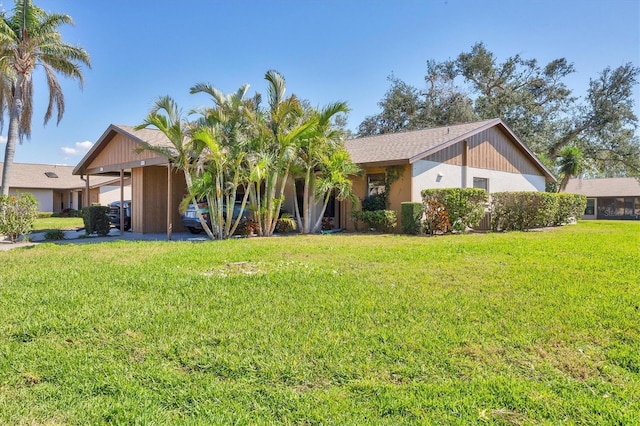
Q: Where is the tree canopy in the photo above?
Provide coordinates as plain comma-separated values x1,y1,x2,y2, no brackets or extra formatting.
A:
0,0,90,195
358,43,640,178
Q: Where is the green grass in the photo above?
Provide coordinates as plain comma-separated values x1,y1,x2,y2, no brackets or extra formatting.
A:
32,217,85,232
0,221,638,424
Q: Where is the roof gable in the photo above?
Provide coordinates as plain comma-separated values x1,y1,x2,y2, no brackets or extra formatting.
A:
345,118,555,181
73,124,173,175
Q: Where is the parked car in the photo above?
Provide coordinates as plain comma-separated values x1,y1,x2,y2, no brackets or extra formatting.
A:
108,200,132,230
182,201,248,234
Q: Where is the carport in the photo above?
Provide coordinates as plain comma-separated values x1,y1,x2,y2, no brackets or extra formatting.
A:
73,124,187,239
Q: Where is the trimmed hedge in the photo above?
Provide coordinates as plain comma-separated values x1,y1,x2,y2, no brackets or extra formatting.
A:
555,193,587,225
421,188,488,232
491,192,587,231
400,202,423,235
82,206,111,236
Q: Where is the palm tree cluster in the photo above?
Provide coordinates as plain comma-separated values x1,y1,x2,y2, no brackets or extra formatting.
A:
0,0,91,195
137,70,359,240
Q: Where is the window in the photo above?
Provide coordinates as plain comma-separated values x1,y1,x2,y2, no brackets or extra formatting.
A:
584,199,595,216
473,177,489,192
44,172,58,178
367,174,385,197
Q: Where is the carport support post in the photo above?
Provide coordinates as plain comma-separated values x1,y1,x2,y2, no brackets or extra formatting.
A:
84,175,90,207
167,163,173,240
120,169,125,233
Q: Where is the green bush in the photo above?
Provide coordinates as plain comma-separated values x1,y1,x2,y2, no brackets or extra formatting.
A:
352,210,397,233
421,188,488,232
400,202,423,235
82,206,111,236
361,192,387,211
0,193,39,242
491,192,566,231
555,193,587,224
275,213,297,234
38,212,54,218
44,229,66,240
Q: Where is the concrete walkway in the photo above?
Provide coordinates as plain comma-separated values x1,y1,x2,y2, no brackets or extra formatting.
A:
0,228,211,251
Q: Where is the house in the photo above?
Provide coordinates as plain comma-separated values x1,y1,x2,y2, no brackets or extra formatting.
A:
73,118,555,237
73,124,188,235
564,177,640,220
342,118,556,230
0,162,119,213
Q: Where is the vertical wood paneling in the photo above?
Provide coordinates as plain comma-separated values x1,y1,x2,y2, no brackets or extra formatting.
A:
424,144,463,165
466,128,541,175
88,133,163,171
132,168,144,232
142,166,168,233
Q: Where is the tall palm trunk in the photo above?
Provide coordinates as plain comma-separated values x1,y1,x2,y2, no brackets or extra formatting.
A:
1,77,24,196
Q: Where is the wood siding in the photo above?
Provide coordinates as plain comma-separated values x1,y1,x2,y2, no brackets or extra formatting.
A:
87,133,164,173
424,143,463,165
467,128,541,175
424,128,542,176
131,166,187,234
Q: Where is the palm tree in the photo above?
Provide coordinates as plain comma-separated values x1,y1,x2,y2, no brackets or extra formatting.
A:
293,101,350,233
311,146,360,233
0,0,90,195
247,70,314,236
557,145,583,192
136,96,216,240
190,83,252,239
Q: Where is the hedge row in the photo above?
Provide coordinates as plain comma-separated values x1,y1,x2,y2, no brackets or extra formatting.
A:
400,189,586,235
491,192,586,231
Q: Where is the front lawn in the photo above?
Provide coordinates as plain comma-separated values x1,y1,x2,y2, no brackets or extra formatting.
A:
0,221,638,424
32,216,85,232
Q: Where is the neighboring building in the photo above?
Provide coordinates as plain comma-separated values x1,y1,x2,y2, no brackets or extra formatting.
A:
565,177,640,220
74,119,555,236
73,124,188,235
0,162,117,213
342,118,556,230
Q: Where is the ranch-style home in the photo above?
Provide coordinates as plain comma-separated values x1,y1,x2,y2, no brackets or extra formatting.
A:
0,162,122,214
565,177,640,220
73,118,555,237
340,118,556,230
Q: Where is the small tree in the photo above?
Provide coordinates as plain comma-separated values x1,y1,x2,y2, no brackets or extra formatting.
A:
0,193,38,242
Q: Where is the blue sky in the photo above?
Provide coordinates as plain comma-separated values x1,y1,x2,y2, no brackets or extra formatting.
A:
2,0,639,165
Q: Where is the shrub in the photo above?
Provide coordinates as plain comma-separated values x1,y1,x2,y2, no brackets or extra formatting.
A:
38,212,54,218
361,192,387,211
234,219,260,237
44,229,66,240
82,206,111,236
0,193,39,242
491,192,564,231
423,199,450,235
555,193,587,225
275,213,297,234
421,188,488,232
352,210,397,233
400,202,423,235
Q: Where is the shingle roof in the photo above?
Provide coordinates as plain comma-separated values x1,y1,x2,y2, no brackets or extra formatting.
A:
345,119,498,165
112,124,175,149
0,162,113,190
565,178,640,197
345,118,555,180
